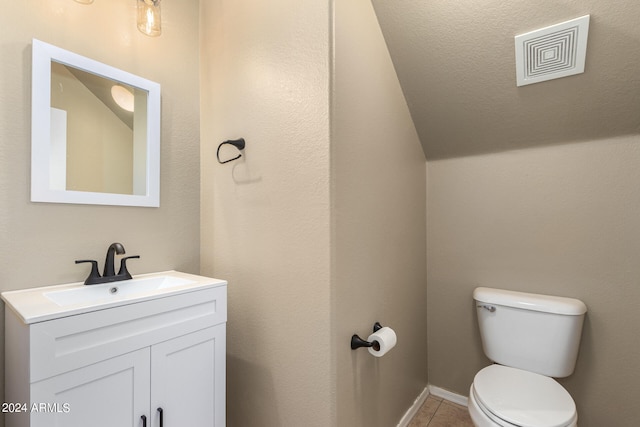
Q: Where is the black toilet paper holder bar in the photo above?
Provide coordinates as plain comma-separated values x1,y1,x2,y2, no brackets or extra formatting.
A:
351,322,383,351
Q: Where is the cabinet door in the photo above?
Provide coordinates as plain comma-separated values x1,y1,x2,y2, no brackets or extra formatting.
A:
151,325,226,427
30,348,151,427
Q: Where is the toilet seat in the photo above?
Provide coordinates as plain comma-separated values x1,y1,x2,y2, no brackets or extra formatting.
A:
472,365,577,427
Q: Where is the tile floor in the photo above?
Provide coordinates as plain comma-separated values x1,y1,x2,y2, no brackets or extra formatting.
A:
408,395,474,427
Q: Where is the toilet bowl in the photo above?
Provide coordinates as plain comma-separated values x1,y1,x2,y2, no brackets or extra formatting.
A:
470,287,587,427
468,365,577,427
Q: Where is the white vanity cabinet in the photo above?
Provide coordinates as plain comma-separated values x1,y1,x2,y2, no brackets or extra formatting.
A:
3,273,226,427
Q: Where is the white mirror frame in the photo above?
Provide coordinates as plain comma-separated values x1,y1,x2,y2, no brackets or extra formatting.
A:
31,39,161,207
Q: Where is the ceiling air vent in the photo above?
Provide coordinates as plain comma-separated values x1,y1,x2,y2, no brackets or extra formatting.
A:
515,15,590,87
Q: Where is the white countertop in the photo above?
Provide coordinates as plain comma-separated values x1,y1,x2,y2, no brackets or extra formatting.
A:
1,270,227,324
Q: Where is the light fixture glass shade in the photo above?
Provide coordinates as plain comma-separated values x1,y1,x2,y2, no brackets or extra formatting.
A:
74,0,94,4
137,0,161,37
111,85,135,112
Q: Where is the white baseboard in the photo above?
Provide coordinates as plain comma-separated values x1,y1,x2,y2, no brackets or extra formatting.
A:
396,384,468,427
396,387,430,427
428,384,469,407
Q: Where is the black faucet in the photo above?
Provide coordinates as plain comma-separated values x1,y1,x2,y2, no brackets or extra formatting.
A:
75,242,140,285
104,242,125,277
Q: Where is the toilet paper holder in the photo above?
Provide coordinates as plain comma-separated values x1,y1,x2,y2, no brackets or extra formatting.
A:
351,322,383,351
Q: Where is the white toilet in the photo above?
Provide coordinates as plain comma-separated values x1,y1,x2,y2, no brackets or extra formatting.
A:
468,287,587,427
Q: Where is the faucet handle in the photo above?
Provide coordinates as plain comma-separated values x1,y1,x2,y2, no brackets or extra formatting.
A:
75,259,101,285
118,255,140,279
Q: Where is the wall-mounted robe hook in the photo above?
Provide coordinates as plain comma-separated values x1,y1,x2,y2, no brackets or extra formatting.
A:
351,322,383,350
217,138,246,164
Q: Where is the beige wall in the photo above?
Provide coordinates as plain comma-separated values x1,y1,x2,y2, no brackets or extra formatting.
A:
201,0,427,425
333,0,427,426
0,1,201,423
199,0,333,425
427,135,640,426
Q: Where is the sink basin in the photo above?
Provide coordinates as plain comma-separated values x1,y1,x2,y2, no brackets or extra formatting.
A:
44,275,195,307
1,270,227,324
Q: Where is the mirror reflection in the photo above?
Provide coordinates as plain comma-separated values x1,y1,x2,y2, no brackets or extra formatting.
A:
50,62,149,195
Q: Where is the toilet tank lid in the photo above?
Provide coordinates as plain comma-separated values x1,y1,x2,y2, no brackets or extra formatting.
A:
474,287,587,315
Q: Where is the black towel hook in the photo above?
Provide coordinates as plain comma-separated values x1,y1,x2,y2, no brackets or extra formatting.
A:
217,138,246,164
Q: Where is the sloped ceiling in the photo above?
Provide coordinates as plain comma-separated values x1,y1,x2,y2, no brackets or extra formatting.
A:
371,0,640,159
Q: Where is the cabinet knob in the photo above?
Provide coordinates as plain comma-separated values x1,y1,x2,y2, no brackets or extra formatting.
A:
157,407,164,427
141,414,147,427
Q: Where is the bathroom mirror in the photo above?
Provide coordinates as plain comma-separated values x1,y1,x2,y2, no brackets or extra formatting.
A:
31,39,161,207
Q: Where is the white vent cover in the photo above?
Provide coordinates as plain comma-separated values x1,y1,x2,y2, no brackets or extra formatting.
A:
515,15,590,87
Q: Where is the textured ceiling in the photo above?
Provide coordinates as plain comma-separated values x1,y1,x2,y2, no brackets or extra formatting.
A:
371,0,640,159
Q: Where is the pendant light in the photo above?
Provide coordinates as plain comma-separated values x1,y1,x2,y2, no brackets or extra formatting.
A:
137,0,162,37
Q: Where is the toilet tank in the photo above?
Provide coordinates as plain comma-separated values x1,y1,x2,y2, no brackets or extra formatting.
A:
474,287,587,378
